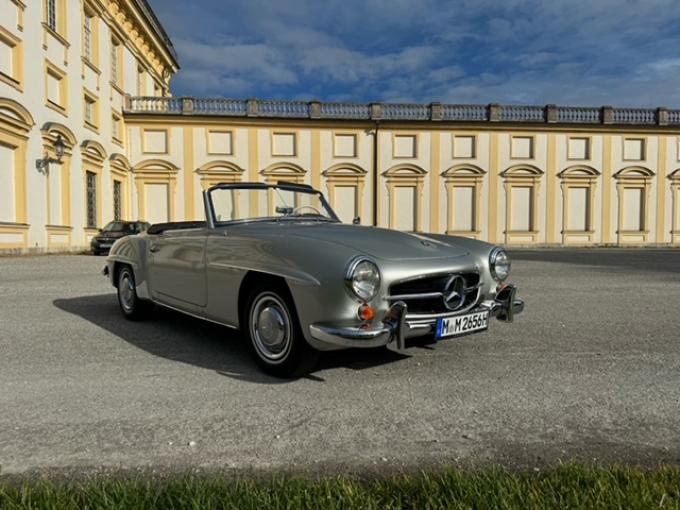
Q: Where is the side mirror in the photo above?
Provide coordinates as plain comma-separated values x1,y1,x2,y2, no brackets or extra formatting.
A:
352,217,361,225
98,228,103,233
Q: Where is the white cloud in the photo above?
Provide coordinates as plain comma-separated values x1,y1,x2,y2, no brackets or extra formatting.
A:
152,0,680,106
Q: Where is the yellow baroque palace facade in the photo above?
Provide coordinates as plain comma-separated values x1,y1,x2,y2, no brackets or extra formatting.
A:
2,1,680,252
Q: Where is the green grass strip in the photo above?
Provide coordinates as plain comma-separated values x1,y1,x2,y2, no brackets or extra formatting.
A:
0,463,679,509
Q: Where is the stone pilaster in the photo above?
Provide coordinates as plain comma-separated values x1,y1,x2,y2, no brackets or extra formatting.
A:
488,103,501,122
309,100,321,119
247,98,259,117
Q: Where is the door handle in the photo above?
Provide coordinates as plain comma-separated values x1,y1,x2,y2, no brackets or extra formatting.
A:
149,243,159,253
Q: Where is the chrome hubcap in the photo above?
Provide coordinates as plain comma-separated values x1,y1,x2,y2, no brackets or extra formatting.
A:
119,272,135,312
250,294,291,362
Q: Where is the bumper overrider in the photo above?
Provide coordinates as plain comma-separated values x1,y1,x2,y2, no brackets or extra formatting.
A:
309,284,524,350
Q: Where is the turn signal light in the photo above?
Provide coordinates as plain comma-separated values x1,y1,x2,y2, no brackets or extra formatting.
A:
358,304,375,321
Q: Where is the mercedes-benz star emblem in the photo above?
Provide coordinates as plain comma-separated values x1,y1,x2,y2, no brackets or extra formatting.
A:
442,275,466,311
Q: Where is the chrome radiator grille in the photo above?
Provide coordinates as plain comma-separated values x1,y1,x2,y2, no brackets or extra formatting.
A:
387,272,481,316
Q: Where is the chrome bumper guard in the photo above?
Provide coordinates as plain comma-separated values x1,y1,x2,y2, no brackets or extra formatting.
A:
486,284,524,323
309,301,409,350
309,284,524,349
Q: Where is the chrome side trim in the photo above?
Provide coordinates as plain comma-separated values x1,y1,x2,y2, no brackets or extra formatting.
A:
387,291,443,301
207,261,321,286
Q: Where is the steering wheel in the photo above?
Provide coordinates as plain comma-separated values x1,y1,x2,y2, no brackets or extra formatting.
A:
292,205,323,216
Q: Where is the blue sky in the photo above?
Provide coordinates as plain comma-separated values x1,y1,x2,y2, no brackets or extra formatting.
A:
149,0,680,106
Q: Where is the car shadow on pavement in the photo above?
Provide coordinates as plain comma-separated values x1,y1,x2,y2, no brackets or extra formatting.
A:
53,294,409,384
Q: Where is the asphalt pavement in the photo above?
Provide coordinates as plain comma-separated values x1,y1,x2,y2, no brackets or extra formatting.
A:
1,249,679,475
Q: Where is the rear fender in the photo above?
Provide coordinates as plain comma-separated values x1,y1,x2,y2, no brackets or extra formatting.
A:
106,235,152,300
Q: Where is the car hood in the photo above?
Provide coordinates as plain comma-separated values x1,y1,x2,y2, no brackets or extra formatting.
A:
230,222,470,261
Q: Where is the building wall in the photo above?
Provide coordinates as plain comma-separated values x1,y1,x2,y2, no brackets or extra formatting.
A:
0,0,176,252
120,116,680,247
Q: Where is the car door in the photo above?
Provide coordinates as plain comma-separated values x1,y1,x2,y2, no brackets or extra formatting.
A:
148,227,208,308
202,228,246,327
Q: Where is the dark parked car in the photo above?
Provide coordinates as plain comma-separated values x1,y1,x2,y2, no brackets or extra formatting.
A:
91,221,150,255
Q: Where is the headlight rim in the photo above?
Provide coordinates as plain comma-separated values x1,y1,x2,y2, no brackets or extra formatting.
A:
344,256,381,302
489,246,511,282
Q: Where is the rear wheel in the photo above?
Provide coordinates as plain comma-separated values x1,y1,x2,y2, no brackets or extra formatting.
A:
117,265,154,320
244,283,319,378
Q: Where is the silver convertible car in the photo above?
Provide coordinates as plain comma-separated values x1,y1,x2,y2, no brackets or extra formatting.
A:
104,182,524,377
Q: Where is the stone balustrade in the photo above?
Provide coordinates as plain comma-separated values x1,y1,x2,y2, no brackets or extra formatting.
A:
556,106,602,123
124,96,680,125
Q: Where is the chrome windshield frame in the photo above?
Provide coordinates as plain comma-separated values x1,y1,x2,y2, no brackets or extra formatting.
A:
203,182,340,228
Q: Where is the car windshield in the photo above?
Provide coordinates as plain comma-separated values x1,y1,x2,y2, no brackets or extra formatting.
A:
102,222,148,233
102,221,131,233
209,184,339,225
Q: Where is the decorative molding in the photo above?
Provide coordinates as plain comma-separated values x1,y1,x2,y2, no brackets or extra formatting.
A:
261,162,306,181
196,160,245,188
41,122,77,155
382,163,427,177
110,152,131,171
323,163,367,177
0,98,35,133
81,139,108,165
132,158,179,173
442,164,486,177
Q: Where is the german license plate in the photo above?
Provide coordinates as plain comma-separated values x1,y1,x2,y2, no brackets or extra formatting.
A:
436,311,489,339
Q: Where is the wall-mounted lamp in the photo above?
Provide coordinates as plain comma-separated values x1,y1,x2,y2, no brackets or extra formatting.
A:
36,134,66,173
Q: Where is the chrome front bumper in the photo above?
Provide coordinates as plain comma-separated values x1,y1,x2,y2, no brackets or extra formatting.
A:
309,284,524,350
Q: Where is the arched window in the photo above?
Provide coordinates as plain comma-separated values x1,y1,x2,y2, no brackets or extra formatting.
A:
197,161,245,188
110,153,131,221
558,165,599,244
322,163,367,224
670,170,680,244
261,163,308,216
441,164,485,238
383,164,427,232
197,161,246,221
261,162,306,184
501,164,544,244
613,166,654,244
132,159,179,224
81,140,107,233
41,122,76,248
0,98,34,249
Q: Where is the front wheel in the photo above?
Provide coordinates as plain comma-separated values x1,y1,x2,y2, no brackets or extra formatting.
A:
245,283,319,378
117,265,154,320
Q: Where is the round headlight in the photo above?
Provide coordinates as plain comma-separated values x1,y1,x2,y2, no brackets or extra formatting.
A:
490,247,511,282
346,258,380,302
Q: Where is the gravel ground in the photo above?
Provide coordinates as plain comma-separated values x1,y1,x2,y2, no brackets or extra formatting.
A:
0,249,679,475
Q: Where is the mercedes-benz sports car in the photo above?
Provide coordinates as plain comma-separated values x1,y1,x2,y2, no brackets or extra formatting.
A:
103,182,524,377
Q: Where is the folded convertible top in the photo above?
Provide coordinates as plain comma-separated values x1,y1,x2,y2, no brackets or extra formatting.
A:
147,221,207,235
